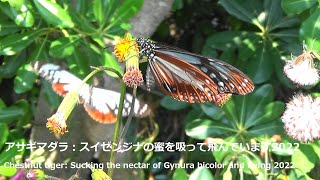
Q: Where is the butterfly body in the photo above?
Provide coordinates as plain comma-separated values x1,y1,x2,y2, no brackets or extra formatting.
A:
39,64,149,124
136,38,254,103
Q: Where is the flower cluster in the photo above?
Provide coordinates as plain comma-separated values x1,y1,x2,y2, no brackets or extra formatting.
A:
113,33,143,88
283,50,319,86
281,93,320,142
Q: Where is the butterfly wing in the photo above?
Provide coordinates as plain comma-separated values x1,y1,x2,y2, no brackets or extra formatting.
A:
39,64,82,96
82,87,150,124
147,46,254,103
39,64,150,124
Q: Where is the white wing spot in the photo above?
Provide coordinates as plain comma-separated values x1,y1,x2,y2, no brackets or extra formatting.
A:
244,78,248,83
242,82,246,87
205,79,210,84
238,86,242,89
201,67,208,73
210,73,216,78
218,82,224,87
220,72,228,80
229,83,235,89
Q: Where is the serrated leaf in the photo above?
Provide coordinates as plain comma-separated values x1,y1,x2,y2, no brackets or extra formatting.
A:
0,30,42,55
33,0,74,28
281,0,317,14
14,64,37,93
49,35,80,58
300,8,320,52
160,96,189,110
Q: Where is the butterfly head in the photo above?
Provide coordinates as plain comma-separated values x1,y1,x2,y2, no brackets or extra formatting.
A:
136,37,155,60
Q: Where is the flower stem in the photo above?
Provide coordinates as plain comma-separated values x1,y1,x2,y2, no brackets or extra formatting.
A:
107,80,126,177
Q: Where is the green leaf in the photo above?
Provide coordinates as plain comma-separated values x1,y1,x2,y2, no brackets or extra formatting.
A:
247,41,277,83
33,0,74,28
0,123,9,149
105,0,143,34
0,165,17,176
300,8,320,52
0,30,43,55
185,119,235,139
3,0,24,9
93,0,104,25
263,0,283,30
0,139,25,165
0,52,26,78
160,96,189,110
49,35,80,58
0,20,20,36
14,64,38,93
200,103,225,120
172,168,188,180
0,1,34,27
101,50,123,77
292,144,318,175
218,0,263,28
189,167,213,180
282,0,317,14
0,106,24,124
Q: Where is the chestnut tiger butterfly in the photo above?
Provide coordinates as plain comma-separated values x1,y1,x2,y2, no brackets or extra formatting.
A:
136,38,254,103
38,64,149,124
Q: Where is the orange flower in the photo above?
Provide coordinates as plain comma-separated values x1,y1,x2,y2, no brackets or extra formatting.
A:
46,92,79,135
113,33,138,62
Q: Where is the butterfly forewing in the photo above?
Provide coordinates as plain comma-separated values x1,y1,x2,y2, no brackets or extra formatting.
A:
149,53,219,103
136,37,254,104
155,47,254,95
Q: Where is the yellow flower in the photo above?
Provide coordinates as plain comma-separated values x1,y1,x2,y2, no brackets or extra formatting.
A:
46,91,79,135
113,33,138,62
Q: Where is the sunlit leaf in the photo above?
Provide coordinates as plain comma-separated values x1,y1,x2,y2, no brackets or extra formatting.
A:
14,64,37,93
300,8,320,52
189,167,213,180
33,0,74,28
173,168,188,180
49,35,80,58
0,30,43,55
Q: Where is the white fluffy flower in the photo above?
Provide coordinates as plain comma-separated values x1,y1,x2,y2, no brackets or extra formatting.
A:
284,51,319,85
281,93,320,142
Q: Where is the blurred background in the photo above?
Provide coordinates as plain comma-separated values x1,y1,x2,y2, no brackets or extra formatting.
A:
0,0,319,179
